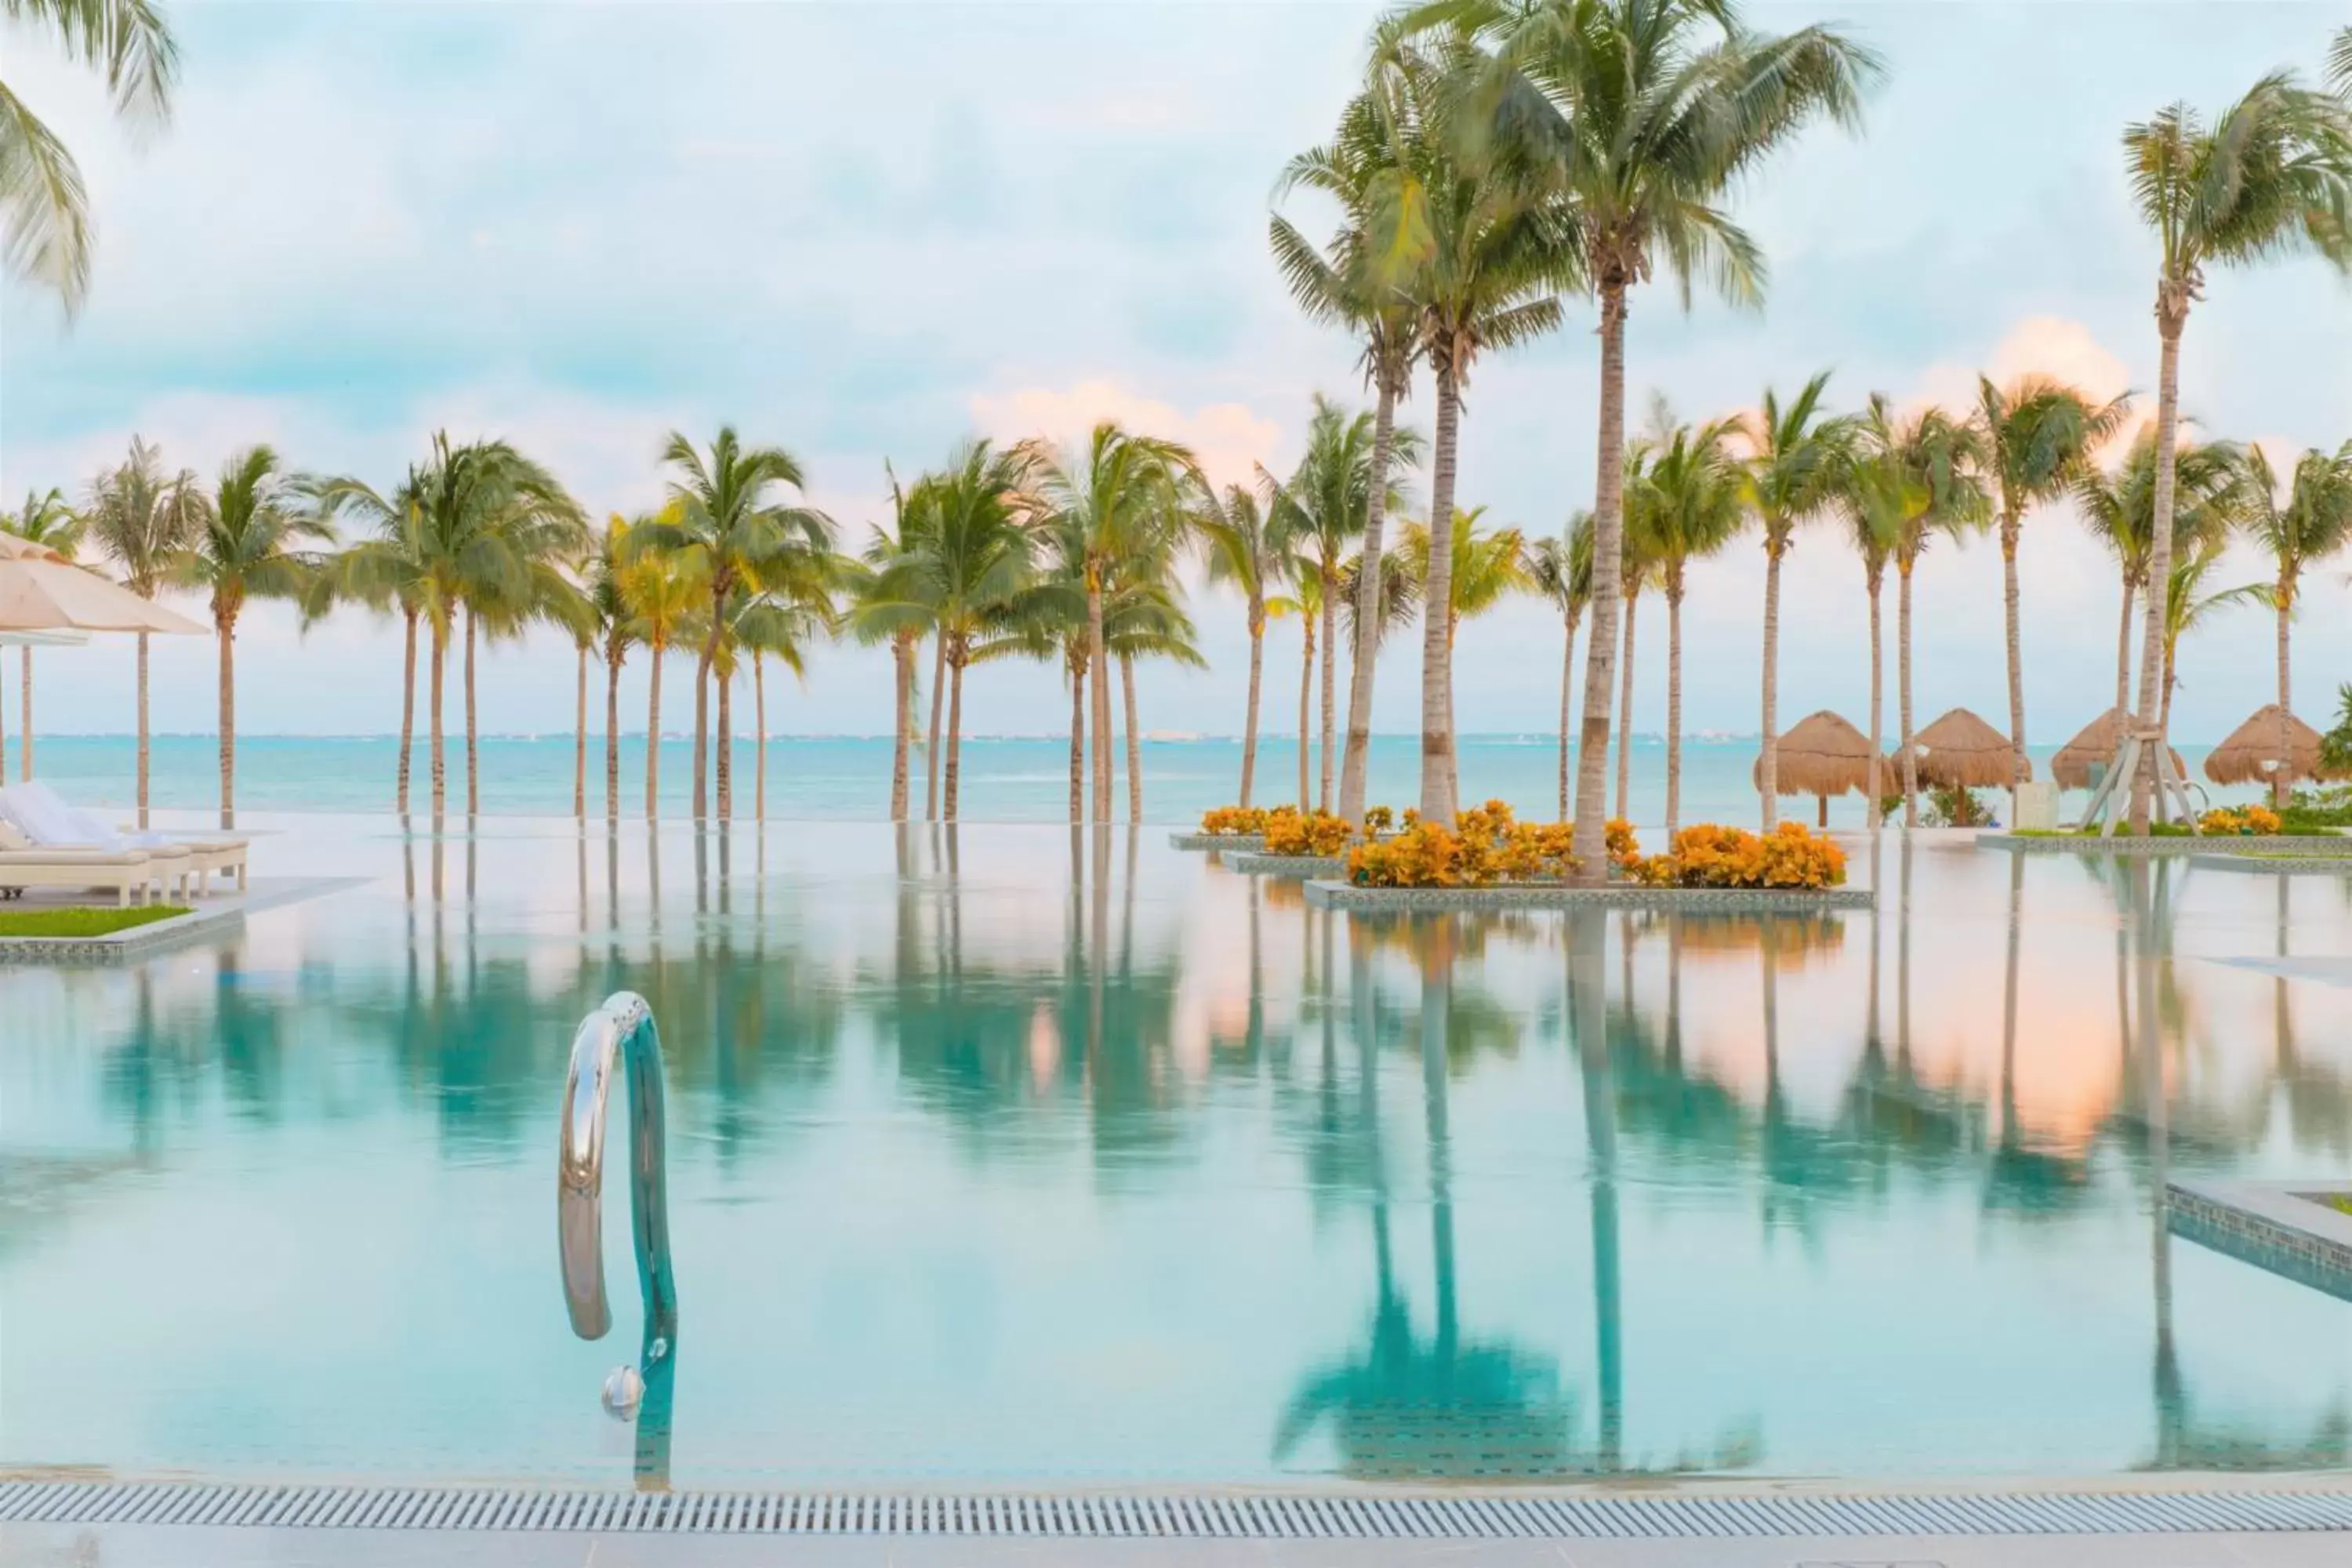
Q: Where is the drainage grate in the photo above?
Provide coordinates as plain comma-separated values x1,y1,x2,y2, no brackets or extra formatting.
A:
3,1483,2350,1537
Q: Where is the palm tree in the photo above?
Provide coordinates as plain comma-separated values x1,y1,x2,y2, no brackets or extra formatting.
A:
535,571,598,821
1632,413,1747,836
1417,0,1880,873
322,434,579,821
2156,541,2270,736
84,436,204,828
1105,578,1208,821
580,518,636,820
2,0,177,310
169,446,334,828
1196,483,1289,809
0,488,82,781
1405,503,1529,810
616,520,699,820
1524,514,1593,819
1269,573,1318,809
2236,440,2352,805
845,484,932,823
2332,26,2351,97
1742,373,1854,829
1025,422,1200,823
2120,71,2352,829
713,582,831,822
1972,376,2131,797
1613,439,1659,824
639,427,833,821
884,441,1036,822
1867,397,1987,826
1272,71,1427,824
2074,427,2245,712
1838,435,1908,828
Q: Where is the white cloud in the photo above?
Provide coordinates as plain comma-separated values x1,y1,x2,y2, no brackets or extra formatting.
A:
967,379,1286,492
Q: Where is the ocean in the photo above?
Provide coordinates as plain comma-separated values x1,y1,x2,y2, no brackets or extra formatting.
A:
0,732,2254,827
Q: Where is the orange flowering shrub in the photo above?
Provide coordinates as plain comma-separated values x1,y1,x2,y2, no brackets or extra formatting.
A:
1363,805,1396,835
1345,800,1582,887
1625,822,1846,890
1605,818,1641,872
1200,806,1271,837
2200,805,2282,836
1264,808,1355,857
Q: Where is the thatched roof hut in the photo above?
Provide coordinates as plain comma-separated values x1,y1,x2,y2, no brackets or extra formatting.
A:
1911,707,2029,789
1751,710,1886,825
2050,707,2185,791
2202,704,2332,786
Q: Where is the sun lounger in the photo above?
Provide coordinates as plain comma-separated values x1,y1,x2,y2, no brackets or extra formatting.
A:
0,826,161,908
0,782,244,897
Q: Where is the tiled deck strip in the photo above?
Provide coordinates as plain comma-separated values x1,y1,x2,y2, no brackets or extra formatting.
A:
2165,1180,2352,1303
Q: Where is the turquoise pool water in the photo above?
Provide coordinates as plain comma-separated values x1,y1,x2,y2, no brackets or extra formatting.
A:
1,816,2347,1487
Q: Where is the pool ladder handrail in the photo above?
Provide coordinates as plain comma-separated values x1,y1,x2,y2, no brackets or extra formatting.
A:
557,991,679,1365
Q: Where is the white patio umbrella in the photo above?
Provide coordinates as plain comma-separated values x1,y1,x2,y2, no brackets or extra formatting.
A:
0,532,205,634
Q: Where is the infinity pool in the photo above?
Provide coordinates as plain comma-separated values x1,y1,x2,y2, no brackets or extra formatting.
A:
2,816,2347,1487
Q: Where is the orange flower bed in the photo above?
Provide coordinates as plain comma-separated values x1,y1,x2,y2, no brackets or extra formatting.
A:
1345,800,1582,888
1263,808,1356,857
2199,804,2282,836
1624,822,1846,889
1199,805,1272,837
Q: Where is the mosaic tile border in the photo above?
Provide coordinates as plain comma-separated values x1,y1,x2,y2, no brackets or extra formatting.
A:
1302,880,1874,913
2186,853,2352,875
1225,853,1349,878
1979,833,2351,857
1168,833,1265,852
0,907,241,967
2165,1180,2352,1303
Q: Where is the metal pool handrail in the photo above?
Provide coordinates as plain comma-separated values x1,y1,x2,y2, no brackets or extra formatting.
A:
557,992,679,1363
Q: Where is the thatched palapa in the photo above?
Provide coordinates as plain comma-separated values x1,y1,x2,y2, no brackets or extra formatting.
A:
1753,710,1882,825
2202,704,2333,786
1911,707,2029,789
2050,708,2185,791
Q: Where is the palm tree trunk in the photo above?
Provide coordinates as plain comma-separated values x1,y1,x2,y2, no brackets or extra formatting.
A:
1899,563,1918,827
1123,653,1143,823
888,634,911,821
645,644,663,819
135,630,151,830
396,608,418,814
944,651,967,823
604,647,622,821
1557,608,1580,821
2001,506,2027,805
1614,588,1638,823
1664,583,1682,838
693,590,721,822
2275,582,2293,809
574,644,587,819
755,655,767,822
1240,600,1265,809
925,632,946,820
1318,568,1337,813
217,609,237,829
1759,530,1785,830
1339,374,1398,822
1571,280,1630,879
464,606,480,818
429,616,448,821
1867,570,1885,828
2130,309,2186,834
1088,577,1112,824
1298,615,1314,809
716,663,733,820
1419,366,1462,826
2162,643,2178,739
2115,575,2136,715
1067,652,1085,823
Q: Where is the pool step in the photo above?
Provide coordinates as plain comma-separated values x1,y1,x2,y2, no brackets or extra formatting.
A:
2,1482,2349,1537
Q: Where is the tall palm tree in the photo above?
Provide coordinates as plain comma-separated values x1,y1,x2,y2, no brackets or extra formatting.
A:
0,487,82,781
1405,502,1529,811
169,445,334,828
2332,26,2351,97
1270,575,1319,809
2236,440,2352,804
1272,71,1428,824
1863,397,1986,826
2074,428,2245,712
713,582,831,823
883,441,1036,822
2,0,177,310
2120,71,2352,829
1525,513,1593,820
535,571,599,821
1105,578,1208,822
2156,540,2270,737
1972,376,2130,797
1196,483,1289,809
1026,422,1200,823
580,518,636,820
322,434,579,821
639,427,833,821
1613,438,1660,824
1631,413,1747,836
616,520,699,820
1838,435,1909,828
84,436,204,828
1741,373,1853,828
847,468,936,822
1417,0,1880,873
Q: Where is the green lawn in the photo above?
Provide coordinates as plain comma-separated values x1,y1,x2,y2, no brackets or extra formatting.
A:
0,906,192,939
2316,1193,2352,1218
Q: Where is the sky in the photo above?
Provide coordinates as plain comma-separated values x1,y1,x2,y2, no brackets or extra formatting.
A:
3,0,2349,746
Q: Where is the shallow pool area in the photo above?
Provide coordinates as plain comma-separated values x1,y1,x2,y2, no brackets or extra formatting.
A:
2,815,2347,1490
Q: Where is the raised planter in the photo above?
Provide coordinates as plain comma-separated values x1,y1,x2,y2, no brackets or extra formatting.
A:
1168,832,1265,852
1980,832,2352,857
2166,1179,2352,1303
2187,851,2352,875
0,877,365,967
1225,852,1348,878
1302,880,1873,913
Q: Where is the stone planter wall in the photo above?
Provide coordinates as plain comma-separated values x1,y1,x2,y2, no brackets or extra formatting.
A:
1303,880,1873,913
